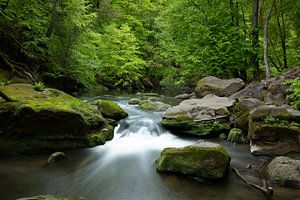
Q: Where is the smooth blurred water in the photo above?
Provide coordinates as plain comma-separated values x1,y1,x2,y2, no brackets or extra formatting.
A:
0,97,299,200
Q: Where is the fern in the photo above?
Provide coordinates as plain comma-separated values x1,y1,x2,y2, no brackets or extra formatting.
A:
287,78,300,109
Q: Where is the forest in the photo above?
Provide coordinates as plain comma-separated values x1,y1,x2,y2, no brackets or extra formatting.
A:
0,0,299,92
0,1,300,200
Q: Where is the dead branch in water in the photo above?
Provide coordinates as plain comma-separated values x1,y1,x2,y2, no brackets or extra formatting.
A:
232,167,273,197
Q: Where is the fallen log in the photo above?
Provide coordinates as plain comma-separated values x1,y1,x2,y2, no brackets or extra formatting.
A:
232,167,273,197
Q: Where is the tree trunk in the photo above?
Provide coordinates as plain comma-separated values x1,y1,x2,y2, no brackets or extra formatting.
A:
263,0,276,79
275,0,287,69
251,0,260,81
46,0,58,38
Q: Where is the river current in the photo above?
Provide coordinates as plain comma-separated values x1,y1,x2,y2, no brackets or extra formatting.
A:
0,96,299,200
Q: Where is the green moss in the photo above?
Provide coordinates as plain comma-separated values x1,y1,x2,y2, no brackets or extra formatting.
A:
139,100,157,110
88,124,114,146
0,84,112,155
264,114,289,125
161,118,230,136
227,128,247,143
93,100,128,120
156,145,231,179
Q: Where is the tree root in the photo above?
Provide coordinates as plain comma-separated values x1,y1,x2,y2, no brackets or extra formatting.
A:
232,167,273,197
0,52,37,82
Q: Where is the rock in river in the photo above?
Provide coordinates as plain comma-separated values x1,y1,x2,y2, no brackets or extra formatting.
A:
267,156,300,188
128,98,141,105
161,94,234,136
48,152,66,164
139,100,170,112
0,84,114,155
156,141,231,180
249,105,300,155
195,76,245,98
93,100,128,120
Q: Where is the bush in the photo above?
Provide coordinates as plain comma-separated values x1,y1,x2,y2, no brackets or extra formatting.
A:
287,78,300,109
34,82,45,92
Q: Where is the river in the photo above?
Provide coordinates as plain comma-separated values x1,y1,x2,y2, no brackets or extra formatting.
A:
0,95,299,200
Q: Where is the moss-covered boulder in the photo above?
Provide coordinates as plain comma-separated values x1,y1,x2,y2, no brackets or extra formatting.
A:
0,84,114,155
139,100,170,112
156,141,231,179
93,100,128,120
248,106,300,155
267,156,300,188
161,94,233,136
128,98,141,105
195,76,245,98
232,98,265,132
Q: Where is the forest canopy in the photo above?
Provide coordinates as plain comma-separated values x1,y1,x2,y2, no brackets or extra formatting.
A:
0,0,299,91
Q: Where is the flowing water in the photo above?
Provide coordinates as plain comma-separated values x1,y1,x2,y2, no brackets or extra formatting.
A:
0,96,299,200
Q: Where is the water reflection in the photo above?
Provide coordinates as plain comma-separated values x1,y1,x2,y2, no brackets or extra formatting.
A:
0,97,299,200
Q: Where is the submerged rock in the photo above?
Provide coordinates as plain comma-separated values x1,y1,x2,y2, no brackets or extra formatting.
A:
249,105,300,155
0,84,114,155
48,152,66,164
93,100,128,120
161,94,234,136
17,195,86,200
128,98,141,105
156,141,231,179
139,100,170,112
195,76,245,98
267,156,300,188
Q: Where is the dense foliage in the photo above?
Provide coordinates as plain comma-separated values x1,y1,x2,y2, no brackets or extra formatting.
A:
0,0,299,90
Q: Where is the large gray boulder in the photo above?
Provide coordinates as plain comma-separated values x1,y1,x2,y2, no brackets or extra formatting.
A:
230,82,267,101
265,66,300,106
0,84,114,155
195,76,245,98
249,105,300,155
161,94,234,136
267,156,300,188
156,141,231,180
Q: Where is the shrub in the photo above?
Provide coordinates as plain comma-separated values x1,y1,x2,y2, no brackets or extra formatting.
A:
34,82,45,92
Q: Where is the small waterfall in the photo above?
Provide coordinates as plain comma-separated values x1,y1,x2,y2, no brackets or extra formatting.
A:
97,100,195,157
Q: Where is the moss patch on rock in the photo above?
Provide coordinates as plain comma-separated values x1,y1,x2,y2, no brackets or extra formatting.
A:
227,128,247,143
249,106,300,155
139,100,170,112
93,100,128,120
161,118,230,137
156,141,231,179
0,84,114,155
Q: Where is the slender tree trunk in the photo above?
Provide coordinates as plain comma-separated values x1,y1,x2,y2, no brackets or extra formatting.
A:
46,0,58,38
263,0,276,79
275,0,287,68
252,0,260,81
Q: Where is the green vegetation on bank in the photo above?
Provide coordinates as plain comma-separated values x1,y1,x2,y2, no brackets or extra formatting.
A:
0,0,299,91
